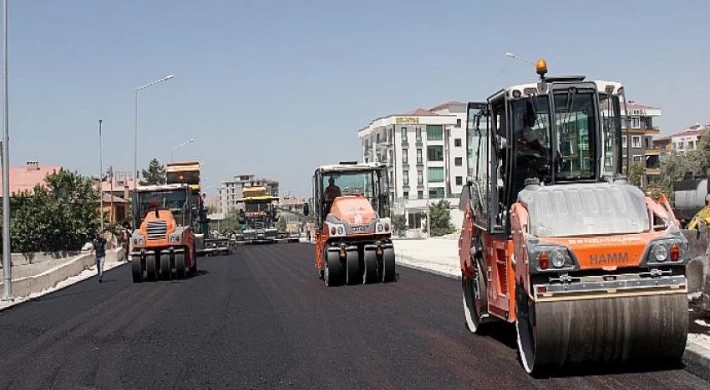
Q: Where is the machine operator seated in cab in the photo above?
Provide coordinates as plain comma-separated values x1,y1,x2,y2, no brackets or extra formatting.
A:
502,102,550,200
323,176,342,214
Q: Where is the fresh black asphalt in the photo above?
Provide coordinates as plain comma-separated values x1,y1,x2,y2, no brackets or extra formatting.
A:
0,243,707,389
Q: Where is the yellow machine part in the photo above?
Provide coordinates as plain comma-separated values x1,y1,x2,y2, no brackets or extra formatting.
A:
517,292,688,373
687,204,710,229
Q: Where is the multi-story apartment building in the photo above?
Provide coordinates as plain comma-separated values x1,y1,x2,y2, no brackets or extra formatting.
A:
357,101,468,232
619,101,662,184
218,174,279,213
653,124,708,157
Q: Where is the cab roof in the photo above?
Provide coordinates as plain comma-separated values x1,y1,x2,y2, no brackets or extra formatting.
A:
316,162,386,174
135,183,190,193
488,80,624,102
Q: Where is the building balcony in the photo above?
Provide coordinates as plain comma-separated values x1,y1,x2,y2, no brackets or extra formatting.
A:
644,127,661,135
645,147,661,156
645,167,661,175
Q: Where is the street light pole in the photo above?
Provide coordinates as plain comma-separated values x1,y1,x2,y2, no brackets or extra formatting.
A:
132,74,174,227
170,138,194,162
504,52,536,65
99,119,104,232
2,0,10,300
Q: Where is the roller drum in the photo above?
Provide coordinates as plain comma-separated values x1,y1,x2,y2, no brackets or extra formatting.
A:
518,292,688,373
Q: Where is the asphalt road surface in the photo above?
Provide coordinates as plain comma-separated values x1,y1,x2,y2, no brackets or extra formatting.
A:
0,243,708,390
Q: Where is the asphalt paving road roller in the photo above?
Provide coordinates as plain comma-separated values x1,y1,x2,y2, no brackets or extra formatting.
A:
303,161,396,286
131,183,198,282
457,59,690,376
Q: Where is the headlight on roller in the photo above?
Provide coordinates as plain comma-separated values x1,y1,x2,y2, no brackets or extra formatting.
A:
652,244,668,262
550,248,570,268
326,222,346,237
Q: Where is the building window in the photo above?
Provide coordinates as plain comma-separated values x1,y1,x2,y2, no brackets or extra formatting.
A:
630,117,640,129
677,141,684,150
454,157,463,167
688,140,696,150
408,212,422,229
417,149,423,164
417,190,424,199
426,125,443,141
427,146,444,161
417,170,423,185
622,136,627,148
428,167,445,183
416,127,422,142
403,191,409,199
402,149,408,164
429,188,445,199
376,133,381,142
388,150,393,163
403,170,409,186
454,138,462,147
401,127,407,141
455,176,463,185
632,136,641,148
633,155,644,164
456,119,462,128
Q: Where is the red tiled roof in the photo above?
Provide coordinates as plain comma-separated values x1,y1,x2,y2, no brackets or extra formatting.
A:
656,124,709,141
0,164,62,197
98,193,129,203
97,176,138,192
405,108,438,116
430,100,466,111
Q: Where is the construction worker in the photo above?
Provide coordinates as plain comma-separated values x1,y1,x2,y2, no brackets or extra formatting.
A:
324,177,341,201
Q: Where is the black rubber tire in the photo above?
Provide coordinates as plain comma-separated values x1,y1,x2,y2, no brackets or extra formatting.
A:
381,247,395,282
345,249,361,285
131,256,143,283
190,251,198,276
175,253,187,280
160,253,172,281
463,258,489,334
324,250,343,287
145,254,158,282
362,249,378,284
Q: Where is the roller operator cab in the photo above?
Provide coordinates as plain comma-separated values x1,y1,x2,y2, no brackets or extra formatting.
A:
236,186,280,244
303,162,396,286
131,183,198,282
458,59,690,376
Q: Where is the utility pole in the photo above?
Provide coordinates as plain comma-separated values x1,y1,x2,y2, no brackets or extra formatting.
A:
99,119,104,232
2,0,12,300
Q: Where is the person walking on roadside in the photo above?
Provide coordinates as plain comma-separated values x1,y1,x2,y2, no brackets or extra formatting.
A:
91,232,108,283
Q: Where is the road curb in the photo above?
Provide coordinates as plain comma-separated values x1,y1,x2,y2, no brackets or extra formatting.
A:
395,254,461,280
0,250,126,312
684,341,710,381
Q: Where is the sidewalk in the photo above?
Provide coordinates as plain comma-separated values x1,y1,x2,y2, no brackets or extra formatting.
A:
0,248,126,312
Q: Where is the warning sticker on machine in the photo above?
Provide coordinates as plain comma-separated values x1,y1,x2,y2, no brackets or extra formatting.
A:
566,236,643,245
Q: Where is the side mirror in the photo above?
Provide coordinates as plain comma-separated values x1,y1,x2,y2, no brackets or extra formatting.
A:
303,203,310,216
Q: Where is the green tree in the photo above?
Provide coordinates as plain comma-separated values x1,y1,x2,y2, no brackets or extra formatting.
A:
141,158,166,185
392,214,407,236
277,215,287,232
211,209,240,232
628,161,646,188
6,170,99,253
429,200,456,236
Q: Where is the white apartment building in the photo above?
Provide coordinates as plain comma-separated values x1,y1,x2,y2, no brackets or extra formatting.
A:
357,101,469,232
218,174,279,213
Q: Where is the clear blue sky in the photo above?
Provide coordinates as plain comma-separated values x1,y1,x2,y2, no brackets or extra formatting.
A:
6,0,709,199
